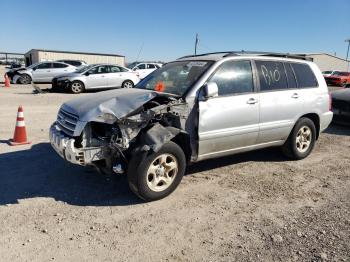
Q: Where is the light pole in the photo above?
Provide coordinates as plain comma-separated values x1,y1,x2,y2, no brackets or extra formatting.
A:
346,39,350,71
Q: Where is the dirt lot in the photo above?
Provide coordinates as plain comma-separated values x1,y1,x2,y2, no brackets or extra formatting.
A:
0,84,349,262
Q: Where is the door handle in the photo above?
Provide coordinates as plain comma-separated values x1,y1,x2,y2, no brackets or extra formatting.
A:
46,70,51,72
247,98,258,104
291,93,299,99
101,75,105,77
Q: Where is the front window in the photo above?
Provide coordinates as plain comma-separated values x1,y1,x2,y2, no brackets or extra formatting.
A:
322,71,332,74
136,61,213,96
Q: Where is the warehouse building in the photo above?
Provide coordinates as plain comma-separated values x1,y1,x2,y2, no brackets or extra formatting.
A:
24,49,125,66
295,53,349,71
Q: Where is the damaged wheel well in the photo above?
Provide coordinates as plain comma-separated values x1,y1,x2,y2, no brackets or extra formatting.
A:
171,133,192,163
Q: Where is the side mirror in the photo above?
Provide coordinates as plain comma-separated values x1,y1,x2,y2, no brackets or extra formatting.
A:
133,68,137,71
32,67,36,71
202,82,218,99
85,72,90,76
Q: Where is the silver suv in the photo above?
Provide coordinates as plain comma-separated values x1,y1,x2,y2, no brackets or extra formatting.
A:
49,51,333,201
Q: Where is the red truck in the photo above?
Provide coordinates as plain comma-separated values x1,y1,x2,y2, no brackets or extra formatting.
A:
324,71,350,86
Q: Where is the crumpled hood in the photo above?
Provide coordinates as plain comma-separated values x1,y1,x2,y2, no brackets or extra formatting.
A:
62,88,159,122
331,89,350,102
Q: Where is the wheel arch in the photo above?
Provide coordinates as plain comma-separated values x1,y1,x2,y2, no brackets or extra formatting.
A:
171,132,192,163
298,113,320,140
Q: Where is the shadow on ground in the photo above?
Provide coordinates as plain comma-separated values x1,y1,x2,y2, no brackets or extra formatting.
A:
0,142,286,207
0,143,141,206
324,123,350,136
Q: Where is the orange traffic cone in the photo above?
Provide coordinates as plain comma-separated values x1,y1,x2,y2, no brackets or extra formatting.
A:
10,106,31,146
4,74,10,88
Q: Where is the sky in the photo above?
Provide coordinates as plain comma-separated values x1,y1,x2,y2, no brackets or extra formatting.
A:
2,0,349,63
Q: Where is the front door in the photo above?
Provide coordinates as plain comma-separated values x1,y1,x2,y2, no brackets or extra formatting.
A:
31,62,52,82
198,60,260,158
85,65,109,89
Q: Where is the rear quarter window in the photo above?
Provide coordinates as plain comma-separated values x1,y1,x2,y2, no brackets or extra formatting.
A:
291,63,318,88
255,60,288,91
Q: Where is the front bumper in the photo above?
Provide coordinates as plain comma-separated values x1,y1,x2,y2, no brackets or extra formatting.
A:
52,79,71,90
320,111,333,132
49,124,106,166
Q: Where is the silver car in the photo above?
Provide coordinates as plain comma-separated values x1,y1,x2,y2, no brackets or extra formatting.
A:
12,61,77,84
52,64,140,93
49,51,333,201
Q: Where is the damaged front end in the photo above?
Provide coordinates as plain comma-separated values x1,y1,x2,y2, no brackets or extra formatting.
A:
49,89,191,175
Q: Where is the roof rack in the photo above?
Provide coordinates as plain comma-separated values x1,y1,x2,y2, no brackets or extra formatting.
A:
177,51,312,61
223,51,312,61
177,51,236,60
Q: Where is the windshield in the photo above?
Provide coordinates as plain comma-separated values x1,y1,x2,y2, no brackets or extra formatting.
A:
75,64,95,73
135,61,213,96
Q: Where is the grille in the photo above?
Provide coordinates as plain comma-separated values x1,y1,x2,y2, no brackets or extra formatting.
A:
57,107,79,136
332,99,350,112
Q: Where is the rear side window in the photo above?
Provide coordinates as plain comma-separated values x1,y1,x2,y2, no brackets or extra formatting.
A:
209,60,254,96
255,60,288,91
147,64,156,69
290,63,318,88
284,63,297,89
53,63,68,68
65,61,82,67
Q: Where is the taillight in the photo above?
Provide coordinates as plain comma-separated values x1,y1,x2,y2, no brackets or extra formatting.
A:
329,93,332,111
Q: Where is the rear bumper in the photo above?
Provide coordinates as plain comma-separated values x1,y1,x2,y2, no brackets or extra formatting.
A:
320,111,333,132
49,123,106,166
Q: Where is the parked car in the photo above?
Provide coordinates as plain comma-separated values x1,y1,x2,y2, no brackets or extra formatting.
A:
324,71,350,86
10,61,77,84
52,64,140,93
49,51,333,201
56,59,87,68
127,62,162,79
322,70,341,77
331,88,350,124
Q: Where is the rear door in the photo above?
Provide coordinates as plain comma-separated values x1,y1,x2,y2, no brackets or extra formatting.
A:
31,62,52,82
198,60,260,157
51,63,71,80
107,65,124,88
255,60,304,144
85,65,109,89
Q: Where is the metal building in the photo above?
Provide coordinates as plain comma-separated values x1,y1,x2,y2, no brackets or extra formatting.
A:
24,49,125,66
295,53,349,71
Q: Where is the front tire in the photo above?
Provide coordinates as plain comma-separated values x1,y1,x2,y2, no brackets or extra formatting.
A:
127,142,186,201
19,74,32,84
282,117,316,160
121,80,134,88
70,81,84,94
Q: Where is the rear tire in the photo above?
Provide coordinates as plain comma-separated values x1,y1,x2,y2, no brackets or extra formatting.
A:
121,80,134,88
127,142,186,201
282,117,316,160
19,74,32,84
70,81,84,94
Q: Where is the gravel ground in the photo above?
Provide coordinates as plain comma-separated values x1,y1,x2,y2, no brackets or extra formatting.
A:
0,84,349,262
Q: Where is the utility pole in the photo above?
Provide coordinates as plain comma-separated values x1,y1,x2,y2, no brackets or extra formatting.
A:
194,33,199,55
345,39,350,71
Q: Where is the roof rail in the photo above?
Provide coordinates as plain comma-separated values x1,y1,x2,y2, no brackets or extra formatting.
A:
177,51,235,60
224,51,313,61
177,51,313,61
